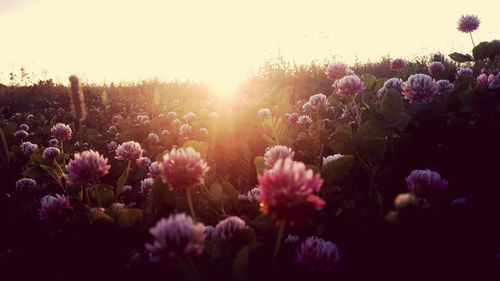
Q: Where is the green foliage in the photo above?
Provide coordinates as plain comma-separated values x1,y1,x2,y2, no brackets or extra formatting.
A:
329,124,355,154
380,90,403,124
322,155,354,186
472,42,497,60
449,52,474,63
114,208,144,228
254,156,266,176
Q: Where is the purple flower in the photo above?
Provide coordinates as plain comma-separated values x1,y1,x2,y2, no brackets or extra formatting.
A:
457,67,473,77
42,147,60,160
19,124,29,131
21,141,38,155
402,74,438,103
428,61,445,77
166,111,178,122
377,78,404,97
179,124,192,136
257,159,325,223
204,225,218,240
160,147,209,190
209,112,218,120
111,203,125,210
145,213,205,262
436,80,455,93
308,93,328,109
214,216,247,240
14,130,29,140
390,58,406,71
183,112,197,123
147,133,160,144
302,102,314,112
51,123,72,141
49,138,59,147
477,73,489,86
65,150,110,185
322,154,344,167
406,169,448,199
238,187,261,203
457,15,480,33
136,115,150,124
136,156,152,167
258,108,272,119
15,178,38,192
488,72,500,90
38,194,72,221
264,145,295,167
121,185,133,194
286,112,300,125
107,141,117,152
148,161,161,179
297,115,313,125
285,234,300,244
333,74,366,97
477,69,500,90
161,129,170,136
325,61,351,80
140,177,155,196
196,128,207,136
296,236,340,272
115,141,143,162
111,114,123,125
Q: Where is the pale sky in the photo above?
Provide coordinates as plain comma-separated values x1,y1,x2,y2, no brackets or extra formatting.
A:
0,0,498,91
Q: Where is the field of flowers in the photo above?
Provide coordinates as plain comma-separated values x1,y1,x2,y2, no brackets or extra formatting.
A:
1,15,499,280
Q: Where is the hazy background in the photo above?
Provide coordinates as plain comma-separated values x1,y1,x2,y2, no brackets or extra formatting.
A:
0,0,498,90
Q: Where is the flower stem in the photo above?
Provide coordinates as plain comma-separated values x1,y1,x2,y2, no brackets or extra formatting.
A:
80,183,85,202
60,141,65,166
115,160,132,200
469,32,476,48
272,220,286,263
124,160,131,182
186,188,197,222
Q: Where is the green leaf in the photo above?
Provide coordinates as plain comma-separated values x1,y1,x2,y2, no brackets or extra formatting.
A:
232,228,257,246
39,164,63,187
262,116,287,145
88,210,115,224
380,90,403,124
296,132,322,157
115,208,144,228
209,183,224,202
329,126,355,154
361,74,377,90
152,178,175,208
362,137,387,164
322,155,354,185
448,52,474,63
354,121,391,164
254,156,266,175
356,120,392,139
233,245,250,281
393,112,411,132
89,184,115,207
473,42,496,60
375,78,387,92
22,166,44,179
221,181,240,203
307,120,325,139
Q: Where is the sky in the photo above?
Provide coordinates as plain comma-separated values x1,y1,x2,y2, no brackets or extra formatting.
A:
0,0,498,91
